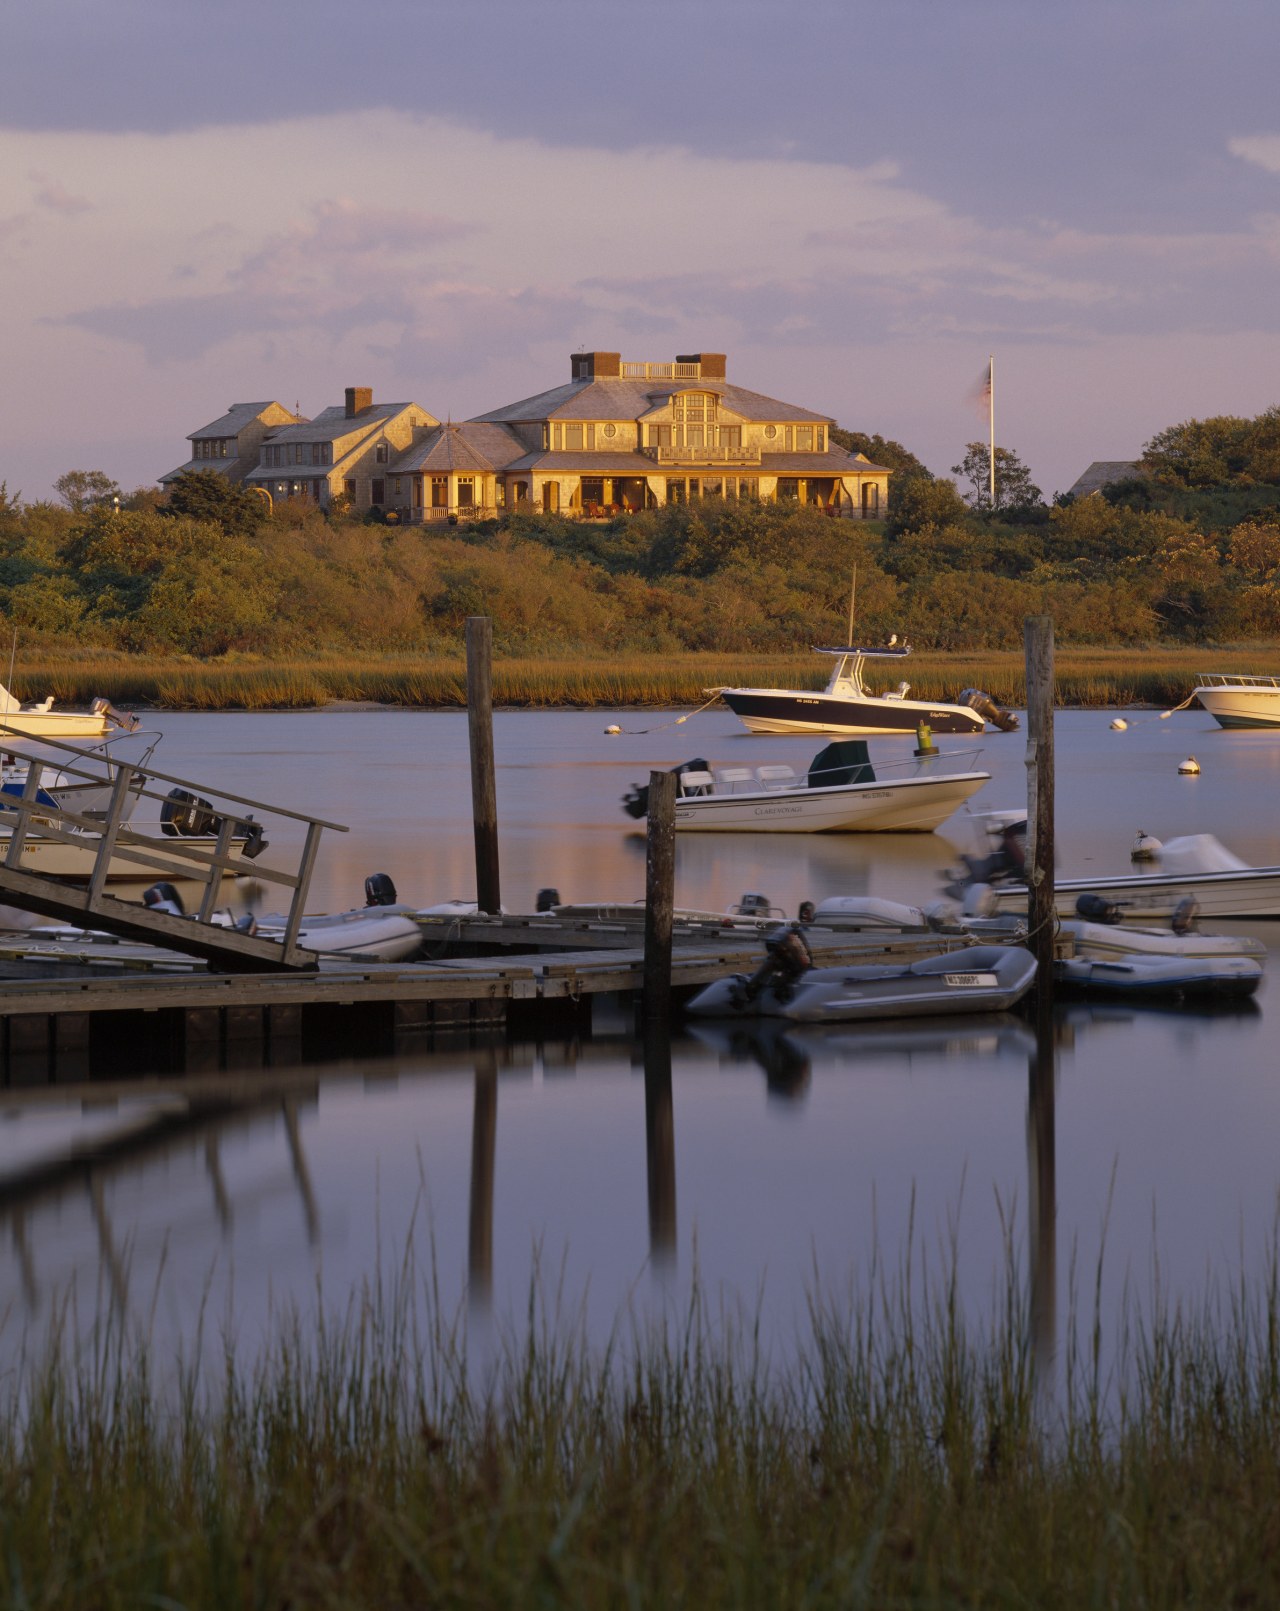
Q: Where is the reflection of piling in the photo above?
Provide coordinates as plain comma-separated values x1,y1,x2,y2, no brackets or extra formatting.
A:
468,1050,498,1311
1024,616,1056,986
643,1019,677,1265
643,771,676,1024
1027,999,1057,1398
466,616,502,915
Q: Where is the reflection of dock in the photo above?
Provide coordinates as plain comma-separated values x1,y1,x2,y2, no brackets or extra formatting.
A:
0,925,972,1081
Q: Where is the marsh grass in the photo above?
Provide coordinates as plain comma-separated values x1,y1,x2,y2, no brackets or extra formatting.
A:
4,1243,1280,1608
16,644,1280,712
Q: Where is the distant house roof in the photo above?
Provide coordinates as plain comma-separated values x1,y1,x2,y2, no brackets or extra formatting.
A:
262,403,418,445
159,459,241,485
190,402,304,440
1066,461,1142,499
471,377,832,427
391,422,525,475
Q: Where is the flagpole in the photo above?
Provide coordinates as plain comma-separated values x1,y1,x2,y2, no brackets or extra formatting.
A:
988,354,996,512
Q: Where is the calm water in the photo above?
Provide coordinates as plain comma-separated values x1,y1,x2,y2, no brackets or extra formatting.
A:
1,704,1278,1374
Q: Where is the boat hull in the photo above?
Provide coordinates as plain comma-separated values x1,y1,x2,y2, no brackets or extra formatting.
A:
991,868,1280,922
0,833,257,882
1195,686,1280,728
0,712,112,740
1055,954,1262,999
718,688,986,737
674,771,989,832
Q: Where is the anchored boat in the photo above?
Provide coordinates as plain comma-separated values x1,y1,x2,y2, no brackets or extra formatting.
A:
1192,673,1280,729
714,644,1018,737
623,740,991,833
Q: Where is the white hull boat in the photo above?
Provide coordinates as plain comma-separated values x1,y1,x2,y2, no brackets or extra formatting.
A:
986,834,1280,922
0,684,137,741
687,944,1038,1022
254,909,424,963
1193,674,1280,729
716,645,1017,737
626,741,990,833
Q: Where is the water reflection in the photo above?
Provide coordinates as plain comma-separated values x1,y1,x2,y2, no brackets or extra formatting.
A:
468,1050,498,1311
642,1022,677,1268
1028,1003,1057,1398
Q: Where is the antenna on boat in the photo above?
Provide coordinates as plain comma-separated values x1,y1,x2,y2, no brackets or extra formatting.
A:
847,565,856,646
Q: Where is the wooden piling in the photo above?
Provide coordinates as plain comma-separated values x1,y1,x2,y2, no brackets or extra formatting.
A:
465,616,502,914
643,770,677,1023
1024,615,1056,983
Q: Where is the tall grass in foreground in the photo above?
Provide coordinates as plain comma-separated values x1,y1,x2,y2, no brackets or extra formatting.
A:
4,1252,1280,1608
15,643,1280,711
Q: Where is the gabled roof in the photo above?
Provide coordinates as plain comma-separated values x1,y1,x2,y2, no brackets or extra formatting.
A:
390,422,526,475
190,402,303,440
1066,461,1142,498
471,376,832,427
263,403,425,445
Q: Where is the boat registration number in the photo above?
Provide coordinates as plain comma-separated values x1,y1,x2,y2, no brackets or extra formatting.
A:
944,972,999,988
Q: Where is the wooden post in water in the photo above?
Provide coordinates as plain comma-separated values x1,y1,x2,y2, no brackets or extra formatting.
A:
466,616,501,914
643,770,676,1024
1024,615,1055,986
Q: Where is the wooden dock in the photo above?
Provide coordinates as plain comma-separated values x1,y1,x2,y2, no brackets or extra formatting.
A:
0,919,1013,1083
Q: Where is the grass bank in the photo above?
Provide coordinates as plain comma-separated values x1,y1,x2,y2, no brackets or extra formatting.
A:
4,1264,1280,1607
15,645,1280,712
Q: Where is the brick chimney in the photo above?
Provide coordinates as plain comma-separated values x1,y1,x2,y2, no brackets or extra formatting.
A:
570,351,621,380
345,386,373,417
676,353,726,379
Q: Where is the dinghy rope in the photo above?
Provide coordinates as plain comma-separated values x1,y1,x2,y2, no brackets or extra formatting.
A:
605,689,725,736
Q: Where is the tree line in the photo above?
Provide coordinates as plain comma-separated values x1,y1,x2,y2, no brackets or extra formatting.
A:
0,405,1278,658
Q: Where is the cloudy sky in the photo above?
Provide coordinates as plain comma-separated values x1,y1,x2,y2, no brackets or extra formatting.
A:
4,0,1280,500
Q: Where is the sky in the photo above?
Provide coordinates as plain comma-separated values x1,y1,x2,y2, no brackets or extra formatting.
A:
4,0,1280,501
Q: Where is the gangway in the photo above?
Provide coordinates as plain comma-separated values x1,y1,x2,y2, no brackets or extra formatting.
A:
0,724,347,971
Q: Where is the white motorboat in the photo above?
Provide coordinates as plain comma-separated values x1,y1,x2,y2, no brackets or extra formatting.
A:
0,682,138,741
979,832,1280,922
1193,673,1280,729
715,644,1018,737
686,942,1038,1022
623,741,991,833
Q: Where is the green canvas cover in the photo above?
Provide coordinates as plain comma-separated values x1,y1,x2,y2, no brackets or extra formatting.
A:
807,740,874,788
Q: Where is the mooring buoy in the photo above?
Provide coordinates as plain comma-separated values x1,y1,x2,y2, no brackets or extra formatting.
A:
1178,756,1200,775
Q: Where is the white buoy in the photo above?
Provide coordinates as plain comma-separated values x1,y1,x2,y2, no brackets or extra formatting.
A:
604,724,621,735
1178,756,1200,775
1110,717,1129,731
1131,830,1163,860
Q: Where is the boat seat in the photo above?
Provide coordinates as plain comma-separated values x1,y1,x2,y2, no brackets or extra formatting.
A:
714,767,756,792
755,765,797,790
677,770,716,797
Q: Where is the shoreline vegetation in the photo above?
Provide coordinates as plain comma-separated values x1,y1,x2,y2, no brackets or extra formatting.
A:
5,1263,1280,1606
14,646,1280,712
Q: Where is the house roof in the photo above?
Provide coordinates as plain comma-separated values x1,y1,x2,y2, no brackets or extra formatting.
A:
1066,461,1142,498
471,376,832,427
190,402,303,440
159,459,241,484
262,403,423,445
390,422,525,474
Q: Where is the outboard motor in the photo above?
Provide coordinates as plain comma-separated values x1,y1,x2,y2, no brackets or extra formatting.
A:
143,881,185,916
160,787,220,838
1075,892,1123,925
237,816,269,859
733,920,814,1007
364,872,398,907
958,689,1020,732
1172,894,1200,935
535,887,561,913
622,758,710,819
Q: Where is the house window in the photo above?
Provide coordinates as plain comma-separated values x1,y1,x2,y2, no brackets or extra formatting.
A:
457,478,474,507
345,479,356,500
653,425,672,449
542,425,550,450
581,477,605,510
371,479,385,505
375,441,389,464
795,426,814,451
721,426,742,453
739,478,758,500
586,424,595,450
862,483,880,517
816,428,825,451
602,423,617,439
393,477,402,497
763,424,778,440
496,483,506,508
666,478,686,505
414,478,423,507
702,478,722,498
784,427,793,451
777,478,799,500
563,423,583,451
431,476,448,508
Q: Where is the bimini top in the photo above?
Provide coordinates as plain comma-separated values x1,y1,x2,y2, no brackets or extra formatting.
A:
815,644,912,658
